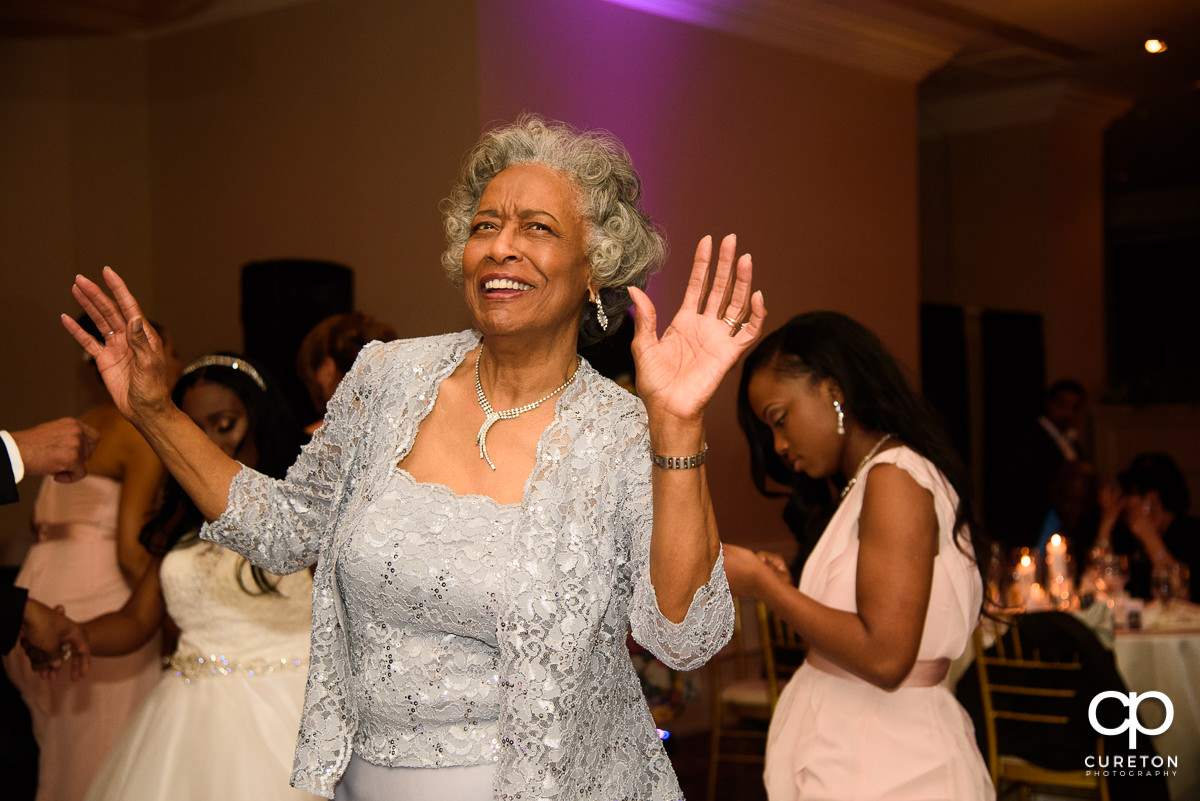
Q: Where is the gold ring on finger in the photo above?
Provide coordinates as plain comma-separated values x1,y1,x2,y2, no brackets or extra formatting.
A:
722,315,743,331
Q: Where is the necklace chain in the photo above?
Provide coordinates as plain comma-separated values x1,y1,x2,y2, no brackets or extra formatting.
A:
474,344,580,470
839,433,895,499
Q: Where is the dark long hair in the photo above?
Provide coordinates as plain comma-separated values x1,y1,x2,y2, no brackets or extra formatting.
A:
736,311,992,585
1119,452,1190,515
140,353,303,595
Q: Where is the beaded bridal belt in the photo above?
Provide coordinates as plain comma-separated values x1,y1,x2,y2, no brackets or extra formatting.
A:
165,652,309,683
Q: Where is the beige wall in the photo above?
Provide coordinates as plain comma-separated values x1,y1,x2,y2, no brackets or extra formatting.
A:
919,86,1124,396
2,0,926,561
143,0,482,358
1,36,155,558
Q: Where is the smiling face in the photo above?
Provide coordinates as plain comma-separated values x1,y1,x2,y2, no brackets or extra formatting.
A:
180,379,258,468
747,365,843,480
461,163,593,341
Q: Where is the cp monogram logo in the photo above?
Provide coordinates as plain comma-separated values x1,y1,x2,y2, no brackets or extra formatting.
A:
1089,691,1174,748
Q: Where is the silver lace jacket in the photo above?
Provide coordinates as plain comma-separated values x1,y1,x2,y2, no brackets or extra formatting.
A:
200,331,734,799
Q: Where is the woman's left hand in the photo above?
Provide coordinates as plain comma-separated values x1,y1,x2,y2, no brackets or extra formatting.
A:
20,602,91,681
629,234,767,422
722,543,791,598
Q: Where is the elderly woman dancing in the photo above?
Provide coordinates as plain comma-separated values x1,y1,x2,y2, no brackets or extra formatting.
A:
63,115,766,800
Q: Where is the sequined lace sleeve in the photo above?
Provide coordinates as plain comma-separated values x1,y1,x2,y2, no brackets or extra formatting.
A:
623,421,735,670
199,343,380,573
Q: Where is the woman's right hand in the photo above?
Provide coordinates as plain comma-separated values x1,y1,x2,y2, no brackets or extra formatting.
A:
62,267,174,423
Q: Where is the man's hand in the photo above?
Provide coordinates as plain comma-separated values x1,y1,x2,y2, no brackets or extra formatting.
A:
10,418,99,483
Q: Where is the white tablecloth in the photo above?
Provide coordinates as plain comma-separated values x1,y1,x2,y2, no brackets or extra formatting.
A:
1114,606,1200,801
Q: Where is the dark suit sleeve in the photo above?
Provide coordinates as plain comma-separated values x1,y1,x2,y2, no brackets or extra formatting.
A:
0,438,18,505
0,581,27,653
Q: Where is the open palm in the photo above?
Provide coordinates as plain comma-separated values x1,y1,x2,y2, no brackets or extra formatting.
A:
63,267,173,422
630,234,767,421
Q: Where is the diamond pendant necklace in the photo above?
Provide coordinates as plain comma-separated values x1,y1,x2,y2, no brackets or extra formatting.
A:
474,344,580,470
839,433,895,499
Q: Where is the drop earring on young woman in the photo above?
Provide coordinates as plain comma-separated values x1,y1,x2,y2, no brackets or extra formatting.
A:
833,400,845,436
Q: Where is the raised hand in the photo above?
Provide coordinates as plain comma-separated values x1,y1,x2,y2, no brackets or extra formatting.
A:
62,267,174,424
629,234,767,423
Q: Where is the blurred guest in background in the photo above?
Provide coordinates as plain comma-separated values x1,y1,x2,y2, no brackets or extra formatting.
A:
1094,451,1197,601
995,379,1090,549
728,311,993,801
295,312,398,435
1044,459,1102,560
28,353,314,801
0,415,97,801
3,315,178,801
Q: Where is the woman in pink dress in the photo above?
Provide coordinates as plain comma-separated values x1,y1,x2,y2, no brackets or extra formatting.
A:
725,311,995,801
2,316,178,801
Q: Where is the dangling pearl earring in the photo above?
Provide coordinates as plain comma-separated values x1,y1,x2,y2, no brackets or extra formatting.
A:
594,291,609,332
833,400,845,436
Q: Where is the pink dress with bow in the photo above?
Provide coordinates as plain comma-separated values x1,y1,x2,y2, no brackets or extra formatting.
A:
3,475,161,801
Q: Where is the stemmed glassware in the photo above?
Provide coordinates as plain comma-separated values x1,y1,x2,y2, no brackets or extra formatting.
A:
1151,562,1182,608
1095,552,1129,599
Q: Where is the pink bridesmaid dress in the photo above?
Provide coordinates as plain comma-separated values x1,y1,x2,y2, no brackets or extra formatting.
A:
3,474,161,801
763,446,995,801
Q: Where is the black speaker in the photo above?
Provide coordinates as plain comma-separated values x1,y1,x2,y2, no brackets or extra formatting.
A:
241,259,354,427
920,302,970,464
980,308,1046,545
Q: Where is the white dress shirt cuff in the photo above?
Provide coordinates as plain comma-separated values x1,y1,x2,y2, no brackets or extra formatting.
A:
0,431,25,484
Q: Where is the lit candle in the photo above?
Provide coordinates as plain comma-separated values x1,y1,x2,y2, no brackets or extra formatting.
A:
1013,552,1036,606
1046,534,1069,583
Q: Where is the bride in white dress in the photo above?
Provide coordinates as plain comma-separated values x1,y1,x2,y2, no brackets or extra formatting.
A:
44,354,317,801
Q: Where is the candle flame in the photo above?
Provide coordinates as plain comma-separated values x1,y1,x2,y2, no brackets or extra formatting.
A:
1020,555,1032,567
1050,533,1063,547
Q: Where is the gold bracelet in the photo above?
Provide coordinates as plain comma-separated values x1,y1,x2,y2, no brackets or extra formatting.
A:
651,443,708,470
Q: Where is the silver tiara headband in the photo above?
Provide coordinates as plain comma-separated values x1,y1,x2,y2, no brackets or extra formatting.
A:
181,354,268,392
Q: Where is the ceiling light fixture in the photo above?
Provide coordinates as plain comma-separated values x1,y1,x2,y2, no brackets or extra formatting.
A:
1144,38,1168,54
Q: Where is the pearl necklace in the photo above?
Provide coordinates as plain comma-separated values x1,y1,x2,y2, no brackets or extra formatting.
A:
474,344,580,470
839,433,895,499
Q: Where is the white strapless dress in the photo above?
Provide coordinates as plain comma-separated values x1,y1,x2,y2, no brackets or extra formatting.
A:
85,540,318,801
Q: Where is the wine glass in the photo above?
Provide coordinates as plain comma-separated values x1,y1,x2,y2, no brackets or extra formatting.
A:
1095,553,1129,599
1152,563,1181,609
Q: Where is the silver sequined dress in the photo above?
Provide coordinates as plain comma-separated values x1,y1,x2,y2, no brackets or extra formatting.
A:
201,330,735,800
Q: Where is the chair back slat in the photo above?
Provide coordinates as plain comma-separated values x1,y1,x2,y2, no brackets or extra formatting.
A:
707,598,806,801
989,684,1077,699
971,617,1108,800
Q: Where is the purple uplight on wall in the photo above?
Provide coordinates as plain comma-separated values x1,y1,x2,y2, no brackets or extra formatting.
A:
477,0,714,314
599,0,720,27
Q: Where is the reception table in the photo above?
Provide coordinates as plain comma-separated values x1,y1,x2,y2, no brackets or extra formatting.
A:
1113,602,1200,801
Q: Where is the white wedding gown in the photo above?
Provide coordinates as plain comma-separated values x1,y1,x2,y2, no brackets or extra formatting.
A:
85,539,318,801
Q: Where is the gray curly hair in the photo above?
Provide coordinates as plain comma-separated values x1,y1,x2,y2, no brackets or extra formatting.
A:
441,114,666,345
